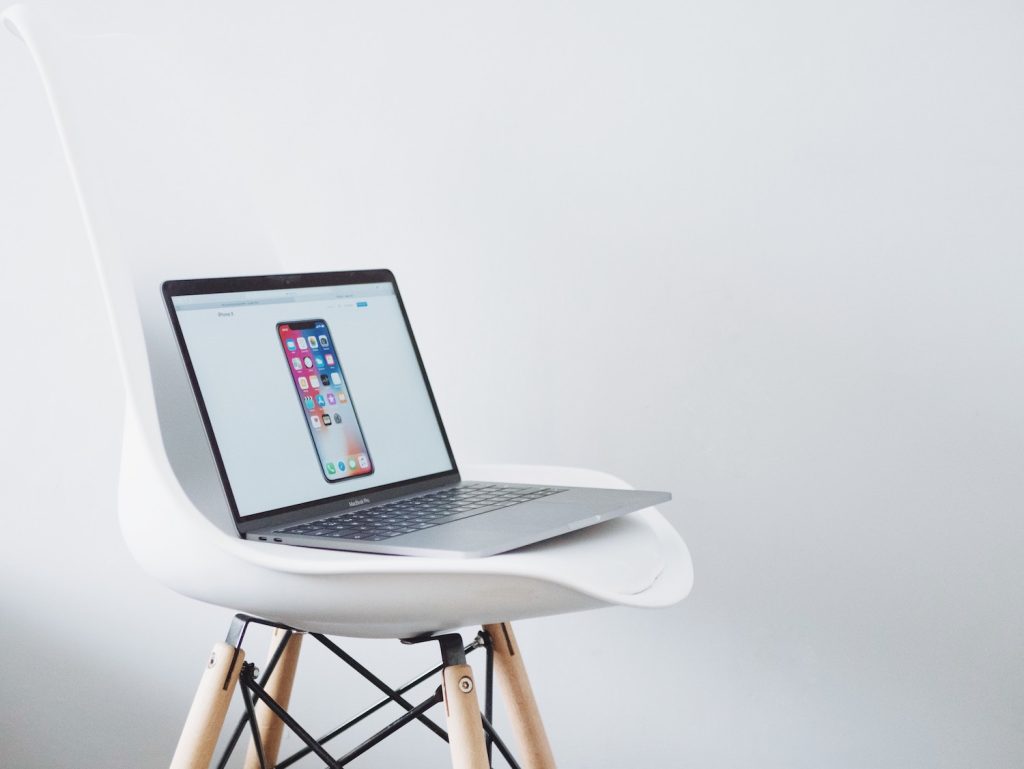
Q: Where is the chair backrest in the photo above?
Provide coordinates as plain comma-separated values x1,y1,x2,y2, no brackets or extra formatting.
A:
4,5,282,528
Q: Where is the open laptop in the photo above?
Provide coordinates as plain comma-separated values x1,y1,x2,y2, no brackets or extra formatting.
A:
163,270,669,557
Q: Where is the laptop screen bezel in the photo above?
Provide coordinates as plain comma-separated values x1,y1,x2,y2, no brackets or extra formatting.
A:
162,269,461,530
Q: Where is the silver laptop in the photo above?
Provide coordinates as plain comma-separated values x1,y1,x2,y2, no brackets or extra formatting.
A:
163,270,669,557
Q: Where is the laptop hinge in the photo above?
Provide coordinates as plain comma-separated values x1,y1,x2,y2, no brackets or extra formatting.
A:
237,471,461,535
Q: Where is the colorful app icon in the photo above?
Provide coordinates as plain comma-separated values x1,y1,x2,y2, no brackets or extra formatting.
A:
290,357,302,370
304,396,315,410
348,458,357,469
326,393,336,405
314,355,325,369
309,377,319,389
338,391,348,403
319,335,329,348
358,454,369,469
310,415,321,428
333,413,342,423
320,374,330,387
316,394,326,407
336,460,347,473
325,353,335,366
326,463,336,475
303,356,313,368
322,414,332,425
308,336,319,349
298,376,308,390
296,337,308,350
331,372,342,385
286,339,296,351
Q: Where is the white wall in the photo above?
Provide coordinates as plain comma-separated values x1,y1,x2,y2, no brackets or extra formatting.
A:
1,1,1022,767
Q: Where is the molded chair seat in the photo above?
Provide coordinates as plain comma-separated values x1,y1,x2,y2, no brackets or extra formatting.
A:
121,408,691,639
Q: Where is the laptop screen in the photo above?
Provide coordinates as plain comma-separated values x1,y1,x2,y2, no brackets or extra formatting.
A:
167,274,455,520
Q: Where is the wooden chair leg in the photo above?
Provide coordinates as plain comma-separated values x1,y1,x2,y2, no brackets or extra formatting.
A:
482,622,556,769
169,641,246,769
242,628,304,769
442,662,491,769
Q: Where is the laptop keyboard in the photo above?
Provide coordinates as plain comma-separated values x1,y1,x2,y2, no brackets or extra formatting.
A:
275,483,567,542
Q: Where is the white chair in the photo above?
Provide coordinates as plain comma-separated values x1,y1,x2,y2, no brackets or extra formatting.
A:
3,6,693,768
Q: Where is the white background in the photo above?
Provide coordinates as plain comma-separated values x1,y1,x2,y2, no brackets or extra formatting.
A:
1,1,1022,767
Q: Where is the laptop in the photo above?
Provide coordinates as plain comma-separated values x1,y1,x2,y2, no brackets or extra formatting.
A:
163,270,670,557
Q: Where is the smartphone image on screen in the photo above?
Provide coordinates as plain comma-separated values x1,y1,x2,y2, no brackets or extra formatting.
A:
277,320,374,483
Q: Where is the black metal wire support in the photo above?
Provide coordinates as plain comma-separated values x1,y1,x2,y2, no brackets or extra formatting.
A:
216,629,295,769
331,687,444,767
311,632,450,741
216,618,521,769
239,664,268,769
239,664,342,769
274,637,481,769
481,714,524,769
